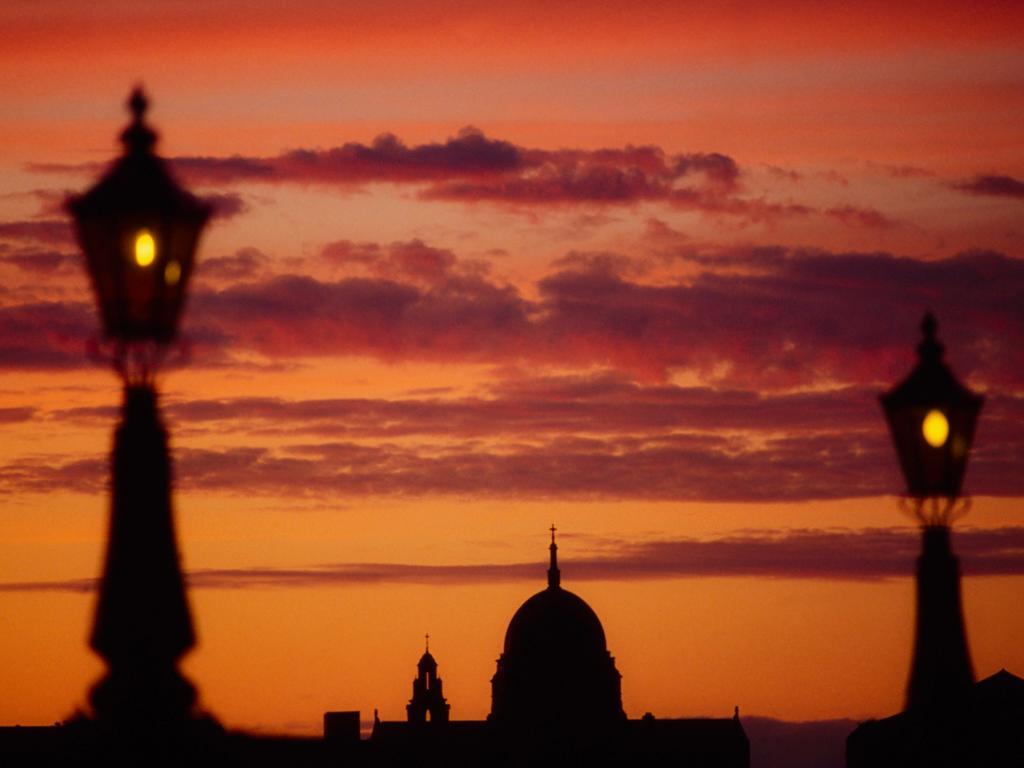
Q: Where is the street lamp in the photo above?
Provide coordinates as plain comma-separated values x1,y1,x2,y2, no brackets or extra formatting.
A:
879,313,982,717
880,312,984,526
66,88,212,748
69,87,209,379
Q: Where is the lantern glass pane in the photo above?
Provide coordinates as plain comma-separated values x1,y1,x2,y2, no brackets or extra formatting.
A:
134,230,156,267
922,409,949,448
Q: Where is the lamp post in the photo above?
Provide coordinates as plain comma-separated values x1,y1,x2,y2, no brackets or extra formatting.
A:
66,88,212,748
880,312,983,716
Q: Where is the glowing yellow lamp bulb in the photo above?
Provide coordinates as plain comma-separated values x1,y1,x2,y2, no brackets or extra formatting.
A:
164,260,181,286
922,409,949,448
134,230,156,267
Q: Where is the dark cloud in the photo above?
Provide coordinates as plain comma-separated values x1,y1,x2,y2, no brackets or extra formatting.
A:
48,403,118,423
551,250,651,278
196,247,270,283
24,162,102,177
190,270,531,363
881,164,935,179
819,170,850,186
28,376,1023,503
0,406,35,423
0,301,96,370
416,143,795,221
603,526,1024,580
286,126,523,179
0,454,104,495
28,189,78,217
4,245,1023,397
0,219,73,246
673,152,740,187
764,165,803,182
27,130,900,226
8,396,1021,499
201,191,249,220
1,249,78,274
153,246,1024,391
131,381,877,439
824,206,898,229
0,576,96,594
170,156,276,184
322,239,458,285
668,192,814,221
532,248,1024,386
953,175,1024,200
172,127,523,186
3,527,1023,594
421,161,670,204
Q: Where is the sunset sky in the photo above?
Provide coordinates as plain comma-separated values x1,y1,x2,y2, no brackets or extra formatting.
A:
1,0,1023,748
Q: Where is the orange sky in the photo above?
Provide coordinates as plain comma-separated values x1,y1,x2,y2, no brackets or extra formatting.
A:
1,0,1023,740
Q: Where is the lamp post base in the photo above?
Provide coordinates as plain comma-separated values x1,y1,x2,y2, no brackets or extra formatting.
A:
83,384,215,759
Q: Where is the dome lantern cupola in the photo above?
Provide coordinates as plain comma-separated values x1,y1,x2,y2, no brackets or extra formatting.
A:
548,524,560,589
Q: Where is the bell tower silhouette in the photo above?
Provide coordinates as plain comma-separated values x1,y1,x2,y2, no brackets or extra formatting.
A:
406,635,450,724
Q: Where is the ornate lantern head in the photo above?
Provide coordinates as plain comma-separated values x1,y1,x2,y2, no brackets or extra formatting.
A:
67,88,210,357
880,313,983,524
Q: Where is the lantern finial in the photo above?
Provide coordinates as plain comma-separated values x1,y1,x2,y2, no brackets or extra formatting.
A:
128,87,148,120
120,86,157,155
917,311,944,363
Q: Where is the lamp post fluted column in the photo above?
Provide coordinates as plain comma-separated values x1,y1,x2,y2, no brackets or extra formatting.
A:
89,385,197,729
907,523,974,714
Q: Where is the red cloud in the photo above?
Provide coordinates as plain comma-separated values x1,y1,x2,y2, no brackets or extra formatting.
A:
190,271,532,363
0,301,96,369
953,175,1024,200
195,247,270,283
27,129,903,227
0,219,73,246
5,246,1024,395
322,239,458,286
0,406,35,423
202,191,249,220
6,410,1020,501
174,127,523,186
1,249,77,274
55,381,872,439
4,527,1024,593
824,205,899,229
81,247,1024,386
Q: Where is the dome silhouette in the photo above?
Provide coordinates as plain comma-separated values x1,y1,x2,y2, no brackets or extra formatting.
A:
490,527,625,730
503,586,608,660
